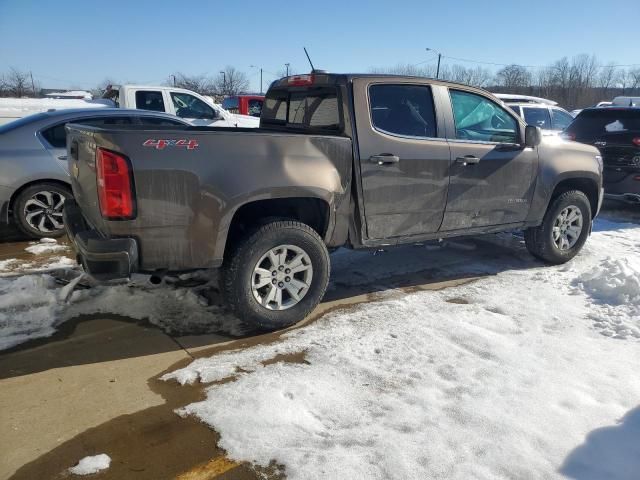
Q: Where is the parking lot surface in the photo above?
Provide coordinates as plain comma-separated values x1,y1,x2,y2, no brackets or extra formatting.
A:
1,201,639,479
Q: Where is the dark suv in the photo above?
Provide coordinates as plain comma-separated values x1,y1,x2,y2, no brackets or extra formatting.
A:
564,107,640,204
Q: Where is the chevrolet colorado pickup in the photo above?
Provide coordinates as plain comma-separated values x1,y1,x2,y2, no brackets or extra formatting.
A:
64,73,604,330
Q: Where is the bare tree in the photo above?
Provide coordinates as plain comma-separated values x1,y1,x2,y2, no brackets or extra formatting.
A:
597,63,619,93
169,72,215,95
495,64,532,91
5,68,33,97
214,66,250,96
627,68,640,90
443,65,492,87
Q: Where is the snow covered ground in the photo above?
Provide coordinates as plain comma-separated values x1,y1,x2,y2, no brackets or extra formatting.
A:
0,213,638,479
163,217,640,480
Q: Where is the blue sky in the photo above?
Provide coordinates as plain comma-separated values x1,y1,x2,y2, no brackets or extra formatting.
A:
1,0,638,92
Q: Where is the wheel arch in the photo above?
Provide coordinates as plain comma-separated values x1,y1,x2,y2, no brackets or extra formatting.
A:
219,196,332,262
549,176,600,218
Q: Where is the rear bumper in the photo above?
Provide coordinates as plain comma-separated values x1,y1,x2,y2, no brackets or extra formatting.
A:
63,199,138,281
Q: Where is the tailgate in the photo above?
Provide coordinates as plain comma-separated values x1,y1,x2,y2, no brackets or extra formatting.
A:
66,124,105,232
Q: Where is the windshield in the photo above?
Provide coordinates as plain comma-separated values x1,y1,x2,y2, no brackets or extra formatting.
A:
0,112,49,133
261,87,341,131
566,109,640,139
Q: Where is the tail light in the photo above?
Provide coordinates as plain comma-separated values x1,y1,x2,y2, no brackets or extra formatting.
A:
632,137,640,147
634,175,640,182
287,74,314,86
96,148,135,219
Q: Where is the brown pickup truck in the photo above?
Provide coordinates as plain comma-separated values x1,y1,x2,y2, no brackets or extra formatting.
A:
64,73,603,330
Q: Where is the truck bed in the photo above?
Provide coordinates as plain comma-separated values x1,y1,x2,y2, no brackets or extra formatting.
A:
65,124,353,271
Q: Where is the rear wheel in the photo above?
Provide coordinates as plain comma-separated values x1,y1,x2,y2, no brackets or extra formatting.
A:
13,183,71,239
524,190,592,264
222,220,330,330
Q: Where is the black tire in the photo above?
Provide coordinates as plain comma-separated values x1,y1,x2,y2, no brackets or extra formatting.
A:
13,183,72,239
222,220,330,330
524,190,592,264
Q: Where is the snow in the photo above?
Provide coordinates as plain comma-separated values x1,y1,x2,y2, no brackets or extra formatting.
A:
25,238,69,255
0,274,60,350
0,214,639,478
574,257,640,306
164,218,640,480
0,97,113,114
68,454,111,475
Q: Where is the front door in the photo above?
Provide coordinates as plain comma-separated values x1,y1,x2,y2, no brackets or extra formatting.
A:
353,79,451,240
441,89,538,231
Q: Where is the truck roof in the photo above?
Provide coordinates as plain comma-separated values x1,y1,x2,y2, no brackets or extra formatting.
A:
271,73,489,92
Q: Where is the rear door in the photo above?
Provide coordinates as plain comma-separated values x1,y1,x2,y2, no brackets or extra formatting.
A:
352,78,451,240
440,89,537,230
522,106,552,131
40,116,134,171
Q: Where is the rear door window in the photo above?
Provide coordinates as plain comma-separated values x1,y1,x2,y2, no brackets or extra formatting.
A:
40,116,133,148
522,107,551,129
551,109,574,131
369,84,437,138
40,123,67,148
450,90,518,143
135,91,165,112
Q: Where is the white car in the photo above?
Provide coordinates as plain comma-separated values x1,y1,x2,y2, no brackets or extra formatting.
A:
0,84,259,128
494,94,574,135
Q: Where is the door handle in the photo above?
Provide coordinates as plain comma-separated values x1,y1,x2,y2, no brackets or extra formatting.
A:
57,155,68,161
456,155,480,166
370,154,400,165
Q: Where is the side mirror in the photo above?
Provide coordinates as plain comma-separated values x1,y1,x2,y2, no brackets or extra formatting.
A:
524,125,542,148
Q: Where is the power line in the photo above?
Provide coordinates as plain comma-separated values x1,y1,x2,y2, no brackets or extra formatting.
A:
440,55,640,70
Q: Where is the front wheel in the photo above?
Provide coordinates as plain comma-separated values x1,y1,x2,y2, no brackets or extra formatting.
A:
524,190,592,264
222,220,330,330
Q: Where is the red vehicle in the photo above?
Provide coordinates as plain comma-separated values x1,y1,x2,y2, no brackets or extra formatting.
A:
222,95,265,117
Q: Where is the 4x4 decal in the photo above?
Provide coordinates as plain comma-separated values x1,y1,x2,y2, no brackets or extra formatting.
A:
143,139,199,150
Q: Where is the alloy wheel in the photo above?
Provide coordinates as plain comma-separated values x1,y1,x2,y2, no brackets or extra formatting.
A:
251,244,313,310
23,190,66,233
552,205,583,251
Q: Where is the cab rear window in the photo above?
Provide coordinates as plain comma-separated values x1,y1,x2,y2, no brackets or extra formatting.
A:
261,87,341,131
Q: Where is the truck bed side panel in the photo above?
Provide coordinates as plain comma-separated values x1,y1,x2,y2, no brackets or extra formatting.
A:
66,126,352,271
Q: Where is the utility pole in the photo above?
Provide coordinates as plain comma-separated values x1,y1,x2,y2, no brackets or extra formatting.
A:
219,71,226,94
285,63,290,76
426,48,442,79
30,71,36,96
171,74,176,87
250,65,263,94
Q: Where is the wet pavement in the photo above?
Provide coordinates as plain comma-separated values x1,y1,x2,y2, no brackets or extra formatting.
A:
0,200,638,479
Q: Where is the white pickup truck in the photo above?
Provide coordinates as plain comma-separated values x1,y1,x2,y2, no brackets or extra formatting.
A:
0,84,259,127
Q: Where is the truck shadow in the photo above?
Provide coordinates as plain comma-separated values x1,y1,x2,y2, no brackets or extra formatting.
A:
559,406,640,480
0,233,537,380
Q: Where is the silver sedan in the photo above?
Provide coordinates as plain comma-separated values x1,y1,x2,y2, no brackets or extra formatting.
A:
0,108,189,239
